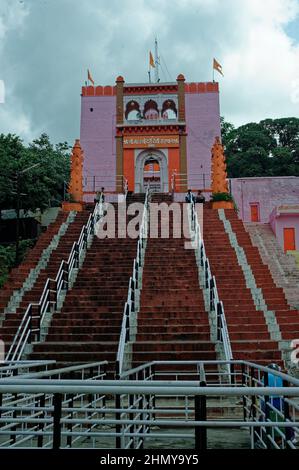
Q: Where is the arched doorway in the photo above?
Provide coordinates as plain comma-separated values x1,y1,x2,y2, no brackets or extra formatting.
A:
143,157,161,192
135,149,168,193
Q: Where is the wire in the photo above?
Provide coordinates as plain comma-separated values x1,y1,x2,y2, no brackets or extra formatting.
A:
160,54,173,82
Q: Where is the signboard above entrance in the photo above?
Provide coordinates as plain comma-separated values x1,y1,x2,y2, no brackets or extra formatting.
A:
123,135,179,148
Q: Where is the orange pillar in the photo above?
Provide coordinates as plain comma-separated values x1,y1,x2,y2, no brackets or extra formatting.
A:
211,136,229,194
68,139,84,202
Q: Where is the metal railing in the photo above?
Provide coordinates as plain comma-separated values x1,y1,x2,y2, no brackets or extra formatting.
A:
0,361,56,379
116,187,150,377
189,201,233,370
0,361,298,449
171,172,211,193
83,174,128,195
5,198,105,364
0,361,108,449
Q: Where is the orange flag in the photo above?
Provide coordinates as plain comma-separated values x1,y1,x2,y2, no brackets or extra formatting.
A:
213,58,224,77
149,51,155,68
87,69,95,85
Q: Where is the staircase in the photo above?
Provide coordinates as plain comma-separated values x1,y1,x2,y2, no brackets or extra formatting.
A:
30,196,144,377
203,207,282,366
0,211,68,313
0,210,91,351
246,223,299,309
132,193,216,376
224,211,299,366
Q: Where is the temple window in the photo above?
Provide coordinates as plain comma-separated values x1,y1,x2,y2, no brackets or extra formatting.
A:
125,100,141,120
161,100,177,120
144,100,159,120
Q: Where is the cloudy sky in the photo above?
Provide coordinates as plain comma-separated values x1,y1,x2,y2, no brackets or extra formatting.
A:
0,0,299,145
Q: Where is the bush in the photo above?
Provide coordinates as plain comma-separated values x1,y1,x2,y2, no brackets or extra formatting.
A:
211,192,233,202
0,244,15,288
0,239,35,288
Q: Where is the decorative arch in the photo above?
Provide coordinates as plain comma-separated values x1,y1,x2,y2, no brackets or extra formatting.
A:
125,100,141,120
161,99,177,119
143,99,159,120
135,149,169,193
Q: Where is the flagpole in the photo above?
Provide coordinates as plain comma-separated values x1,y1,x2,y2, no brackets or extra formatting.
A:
212,60,215,83
148,70,151,84
154,36,159,83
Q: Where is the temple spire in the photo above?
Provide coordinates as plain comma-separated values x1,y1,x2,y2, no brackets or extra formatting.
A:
211,136,229,194
68,139,84,202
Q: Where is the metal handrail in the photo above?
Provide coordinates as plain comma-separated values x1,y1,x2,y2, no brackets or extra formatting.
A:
84,174,128,195
5,198,105,363
0,360,298,450
190,202,233,366
116,187,149,377
171,172,211,192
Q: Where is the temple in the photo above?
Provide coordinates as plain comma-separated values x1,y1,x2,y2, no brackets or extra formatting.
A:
66,74,299,254
80,75,220,198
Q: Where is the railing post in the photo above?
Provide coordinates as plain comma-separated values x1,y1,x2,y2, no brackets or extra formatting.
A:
131,279,135,313
65,261,69,290
53,279,58,311
216,302,222,341
67,394,74,448
195,384,207,450
283,379,292,446
263,372,271,449
241,363,247,421
75,242,79,268
84,227,88,249
209,278,214,311
200,244,204,267
37,303,42,342
28,305,32,344
115,393,121,449
204,260,208,288
37,394,45,447
52,393,62,449
125,304,130,343
138,369,146,449
230,363,235,385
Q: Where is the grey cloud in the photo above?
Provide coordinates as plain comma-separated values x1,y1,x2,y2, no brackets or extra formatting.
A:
0,0,298,144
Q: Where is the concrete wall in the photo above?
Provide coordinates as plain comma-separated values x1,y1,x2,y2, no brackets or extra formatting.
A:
230,177,299,223
185,92,221,190
80,95,116,197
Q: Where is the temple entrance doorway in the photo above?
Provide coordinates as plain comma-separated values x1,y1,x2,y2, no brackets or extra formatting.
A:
135,149,168,193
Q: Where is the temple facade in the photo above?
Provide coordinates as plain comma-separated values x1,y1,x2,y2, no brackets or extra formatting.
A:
75,73,299,254
80,75,221,200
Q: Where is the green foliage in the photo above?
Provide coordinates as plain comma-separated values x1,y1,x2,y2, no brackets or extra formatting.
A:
0,240,35,288
221,117,299,178
0,133,70,213
211,192,233,202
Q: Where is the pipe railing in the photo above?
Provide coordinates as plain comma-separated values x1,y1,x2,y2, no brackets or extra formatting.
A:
5,197,105,364
189,202,233,370
116,187,150,377
171,172,211,193
0,360,298,449
84,174,128,196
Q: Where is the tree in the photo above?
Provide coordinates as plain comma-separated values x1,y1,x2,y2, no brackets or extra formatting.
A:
0,133,70,214
220,116,235,144
221,117,299,178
